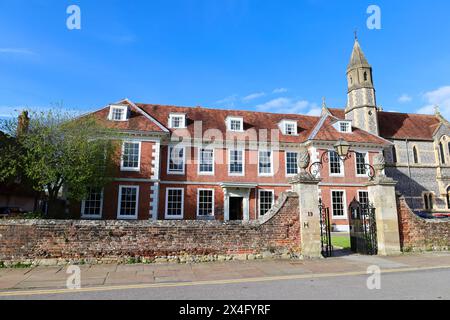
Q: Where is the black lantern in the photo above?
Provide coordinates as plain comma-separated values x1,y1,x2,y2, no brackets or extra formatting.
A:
334,139,351,161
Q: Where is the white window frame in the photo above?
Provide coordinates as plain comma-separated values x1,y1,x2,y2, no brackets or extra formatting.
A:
165,188,184,219
120,141,141,172
258,150,274,176
226,117,244,132
328,150,345,177
357,190,370,206
198,147,215,175
168,113,186,129
196,188,215,217
280,120,298,136
228,148,245,176
331,190,347,219
108,105,128,121
81,188,104,219
117,185,139,220
285,151,299,177
258,189,275,218
355,152,370,177
167,145,186,175
333,121,352,133
340,122,350,133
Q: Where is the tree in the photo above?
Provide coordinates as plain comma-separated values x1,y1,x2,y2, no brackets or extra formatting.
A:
0,109,117,217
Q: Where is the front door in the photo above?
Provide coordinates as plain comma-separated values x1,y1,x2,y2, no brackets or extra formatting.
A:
229,197,244,220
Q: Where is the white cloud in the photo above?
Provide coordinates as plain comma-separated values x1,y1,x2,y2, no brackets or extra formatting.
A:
0,48,35,55
256,97,319,115
273,88,288,94
242,92,266,102
398,94,412,103
306,107,322,116
216,94,239,108
417,86,450,119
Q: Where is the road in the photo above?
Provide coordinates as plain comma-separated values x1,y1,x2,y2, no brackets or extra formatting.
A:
1,267,449,300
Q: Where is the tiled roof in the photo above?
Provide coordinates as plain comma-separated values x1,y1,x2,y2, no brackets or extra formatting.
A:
310,116,390,145
137,103,317,143
137,104,389,145
90,103,168,133
87,101,391,146
377,111,441,140
328,108,442,141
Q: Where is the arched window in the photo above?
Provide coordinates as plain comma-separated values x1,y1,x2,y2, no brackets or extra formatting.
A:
413,146,419,164
448,142,450,157
440,142,446,164
392,146,397,164
424,193,434,211
364,72,368,81
424,194,429,211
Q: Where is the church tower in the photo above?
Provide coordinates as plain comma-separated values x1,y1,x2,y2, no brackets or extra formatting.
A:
345,37,379,136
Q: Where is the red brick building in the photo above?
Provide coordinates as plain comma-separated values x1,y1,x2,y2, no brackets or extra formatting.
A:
72,97,390,232
72,39,449,231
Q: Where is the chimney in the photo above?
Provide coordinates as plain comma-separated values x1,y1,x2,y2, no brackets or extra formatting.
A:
17,110,30,137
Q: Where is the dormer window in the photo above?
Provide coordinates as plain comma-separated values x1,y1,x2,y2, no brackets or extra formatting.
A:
280,120,298,136
169,113,186,129
340,122,350,132
226,117,244,132
108,105,129,122
333,121,352,133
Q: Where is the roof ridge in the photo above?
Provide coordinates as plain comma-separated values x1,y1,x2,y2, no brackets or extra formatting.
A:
307,114,329,140
329,107,438,118
121,98,170,133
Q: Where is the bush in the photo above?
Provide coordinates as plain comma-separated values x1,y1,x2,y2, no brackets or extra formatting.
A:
23,211,44,219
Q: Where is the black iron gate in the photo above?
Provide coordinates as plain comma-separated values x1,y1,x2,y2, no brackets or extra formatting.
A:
318,199,333,257
349,199,378,255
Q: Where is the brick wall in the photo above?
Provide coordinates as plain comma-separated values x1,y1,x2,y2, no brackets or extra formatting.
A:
0,193,300,264
397,196,450,251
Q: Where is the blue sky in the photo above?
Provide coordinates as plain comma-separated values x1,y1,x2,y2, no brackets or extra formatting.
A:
1,0,450,119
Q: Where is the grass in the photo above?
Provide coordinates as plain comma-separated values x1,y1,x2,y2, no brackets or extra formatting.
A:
332,236,351,250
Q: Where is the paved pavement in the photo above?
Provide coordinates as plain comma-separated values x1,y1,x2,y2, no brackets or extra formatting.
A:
0,252,450,299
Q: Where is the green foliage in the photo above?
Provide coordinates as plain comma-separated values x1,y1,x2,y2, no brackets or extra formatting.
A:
126,257,140,265
0,109,118,216
0,261,32,269
0,130,22,184
10,262,33,269
23,212,45,219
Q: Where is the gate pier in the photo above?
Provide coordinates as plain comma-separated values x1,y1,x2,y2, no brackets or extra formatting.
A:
366,155,402,256
290,151,323,258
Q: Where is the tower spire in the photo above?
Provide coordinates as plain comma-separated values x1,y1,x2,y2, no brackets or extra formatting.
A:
348,37,370,70
345,35,379,136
